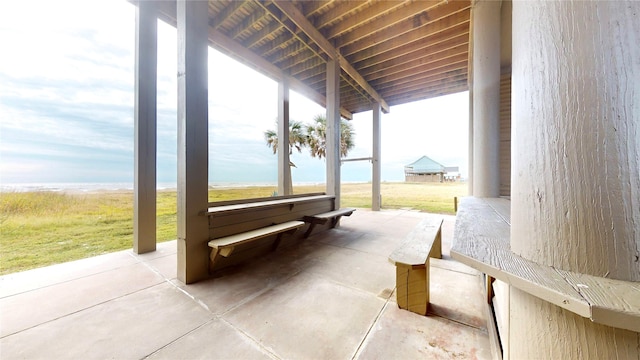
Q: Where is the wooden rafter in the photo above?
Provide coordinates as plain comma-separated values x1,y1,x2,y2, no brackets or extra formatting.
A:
272,0,390,113
142,0,471,116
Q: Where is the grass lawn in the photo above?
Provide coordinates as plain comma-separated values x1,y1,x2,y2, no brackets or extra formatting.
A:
0,182,466,275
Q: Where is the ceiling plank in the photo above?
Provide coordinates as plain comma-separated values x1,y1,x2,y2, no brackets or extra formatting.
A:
363,44,469,81
323,1,406,40
313,1,370,30
386,84,469,106
373,59,468,89
242,21,283,48
334,0,445,48
342,8,471,59
376,68,468,92
355,30,469,70
371,54,468,87
211,0,248,30
380,75,468,98
272,0,390,113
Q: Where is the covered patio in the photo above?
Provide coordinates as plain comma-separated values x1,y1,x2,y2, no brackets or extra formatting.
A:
0,210,492,359
3,0,638,358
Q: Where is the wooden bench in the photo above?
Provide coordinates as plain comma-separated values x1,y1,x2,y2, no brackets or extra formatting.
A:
302,208,356,238
208,220,305,266
388,217,443,315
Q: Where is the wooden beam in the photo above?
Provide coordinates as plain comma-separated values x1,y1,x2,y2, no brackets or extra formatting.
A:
271,0,390,113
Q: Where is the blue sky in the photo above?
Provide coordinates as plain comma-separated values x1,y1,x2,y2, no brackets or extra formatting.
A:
0,0,468,186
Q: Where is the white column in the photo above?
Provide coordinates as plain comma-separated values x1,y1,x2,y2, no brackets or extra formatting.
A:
372,102,381,211
133,1,157,254
326,60,341,208
176,0,209,284
471,0,501,197
278,79,292,195
510,1,640,357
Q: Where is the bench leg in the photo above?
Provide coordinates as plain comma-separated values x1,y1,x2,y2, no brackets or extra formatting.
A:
429,228,442,259
304,223,317,238
395,259,430,315
209,248,220,274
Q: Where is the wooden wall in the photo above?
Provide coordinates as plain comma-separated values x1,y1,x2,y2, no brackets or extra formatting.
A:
499,71,511,198
405,174,444,183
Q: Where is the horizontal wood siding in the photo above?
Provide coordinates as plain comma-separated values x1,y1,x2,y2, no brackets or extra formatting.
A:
499,71,511,197
207,195,335,274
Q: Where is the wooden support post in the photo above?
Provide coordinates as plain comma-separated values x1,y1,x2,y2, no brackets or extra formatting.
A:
510,1,640,357
278,78,292,196
326,60,341,208
176,0,210,284
134,1,157,254
372,102,381,211
395,263,429,316
471,0,501,198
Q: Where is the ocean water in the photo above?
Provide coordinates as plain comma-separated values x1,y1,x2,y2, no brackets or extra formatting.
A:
0,182,331,193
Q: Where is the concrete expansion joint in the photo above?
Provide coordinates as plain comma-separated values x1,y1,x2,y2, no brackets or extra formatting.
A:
351,295,394,360
218,316,281,359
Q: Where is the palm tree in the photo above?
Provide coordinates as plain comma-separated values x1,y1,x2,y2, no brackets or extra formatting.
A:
306,114,355,159
264,120,308,195
264,120,307,157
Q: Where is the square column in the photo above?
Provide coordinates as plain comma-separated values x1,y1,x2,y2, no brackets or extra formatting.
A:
176,0,209,284
277,79,292,195
372,102,381,211
134,1,157,254
325,60,341,207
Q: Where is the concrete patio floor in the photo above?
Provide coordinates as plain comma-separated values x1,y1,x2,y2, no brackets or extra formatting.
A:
1,209,491,359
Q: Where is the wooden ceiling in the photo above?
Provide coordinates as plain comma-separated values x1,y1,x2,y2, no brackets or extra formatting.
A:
152,0,470,118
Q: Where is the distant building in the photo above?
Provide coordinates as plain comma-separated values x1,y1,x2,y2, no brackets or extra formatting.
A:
444,166,460,182
404,156,459,182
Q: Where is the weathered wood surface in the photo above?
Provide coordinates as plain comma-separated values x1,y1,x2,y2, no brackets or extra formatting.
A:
558,270,640,332
451,196,640,332
207,194,333,215
208,221,304,252
206,194,340,274
302,207,355,237
306,208,355,221
390,217,443,315
389,217,443,266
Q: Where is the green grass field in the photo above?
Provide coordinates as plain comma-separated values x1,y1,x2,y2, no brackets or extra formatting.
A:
0,182,466,275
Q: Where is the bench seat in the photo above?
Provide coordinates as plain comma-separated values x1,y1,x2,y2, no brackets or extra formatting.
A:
208,221,305,261
389,217,443,315
302,208,356,238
